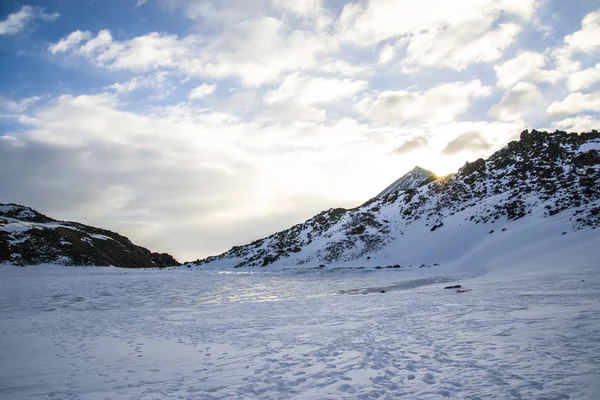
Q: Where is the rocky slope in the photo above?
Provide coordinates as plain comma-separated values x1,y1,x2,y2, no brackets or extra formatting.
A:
191,130,600,269
0,204,179,268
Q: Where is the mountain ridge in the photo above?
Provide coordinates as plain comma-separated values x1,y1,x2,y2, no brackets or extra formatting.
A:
190,129,600,270
0,204,180,268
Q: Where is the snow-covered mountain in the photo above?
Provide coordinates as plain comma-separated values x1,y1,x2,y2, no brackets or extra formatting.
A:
375,166,435,199
191,130,600,270
0,204,179,268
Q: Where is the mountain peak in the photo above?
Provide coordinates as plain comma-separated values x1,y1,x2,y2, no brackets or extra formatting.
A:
376,166,436,199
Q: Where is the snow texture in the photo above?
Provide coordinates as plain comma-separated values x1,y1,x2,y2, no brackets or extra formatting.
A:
1,228,599,399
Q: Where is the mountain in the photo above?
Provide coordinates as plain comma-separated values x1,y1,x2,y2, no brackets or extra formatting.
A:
190,129,600,270
375,166,436,199
0,204,179,268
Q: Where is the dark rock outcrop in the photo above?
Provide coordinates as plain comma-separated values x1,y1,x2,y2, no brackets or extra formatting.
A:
0,204,179,268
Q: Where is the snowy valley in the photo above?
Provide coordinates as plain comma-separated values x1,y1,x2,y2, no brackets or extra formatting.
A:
1,129,600,399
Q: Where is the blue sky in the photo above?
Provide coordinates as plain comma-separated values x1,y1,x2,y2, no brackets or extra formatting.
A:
1,0,599,261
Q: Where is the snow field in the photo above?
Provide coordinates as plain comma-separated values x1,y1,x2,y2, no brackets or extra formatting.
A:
1,247,599,399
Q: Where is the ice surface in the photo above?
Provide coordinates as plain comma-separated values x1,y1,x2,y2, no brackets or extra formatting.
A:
1,239,599,399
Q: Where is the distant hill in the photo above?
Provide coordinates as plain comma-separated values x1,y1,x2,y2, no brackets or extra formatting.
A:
0,204,179,268
190,129,600,269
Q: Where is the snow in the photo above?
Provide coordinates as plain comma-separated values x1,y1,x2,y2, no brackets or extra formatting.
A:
0,205,36,219
577,140,600,153
89,233,112,240
1,221,32,234
1,234,599,399
0,205,19,213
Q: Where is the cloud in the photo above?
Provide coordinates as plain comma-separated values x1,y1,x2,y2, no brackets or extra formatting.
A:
337,0,537,45
263,74,368,105
494,51,561,89
49,30,92,53
547,92,600,117
353,80,491,126
552,115,600,132
188,83,217,100
182,17,333,86
272,0,332,28
50,29,189,71
0,5,58,35
378,44,395,64
336,0,538,71
105,72,172,98
488,82,544,121
544,8,600,85
393,136,428,155
568,63,600,93
441,131,492,155
50,17,334,86
1,96,42,113
564,9,600,54
318,60,374,77
402,20,521,71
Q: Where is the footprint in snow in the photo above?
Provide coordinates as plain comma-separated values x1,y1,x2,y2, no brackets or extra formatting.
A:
422,373,436,384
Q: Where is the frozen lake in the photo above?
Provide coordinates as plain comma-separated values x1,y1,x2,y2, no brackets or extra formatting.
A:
1,265,599,399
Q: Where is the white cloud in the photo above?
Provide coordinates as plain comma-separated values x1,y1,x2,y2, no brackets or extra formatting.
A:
79,29,113,54
544,8,600,86
264,74,367,105
547,91,600,117
106,72,171,98
258,103,326,123
564,9,600,54
181,16,332,86
568,63,600,93
393,136,428,155
273,0,332,28
353,80,492,125
441,131,491,155
337,0,537,71
50,17,334,86
494,51,561,89
50,29,189,72
317,60,374,77
402,20,521,71
552,115,600,132
488,82,544,121
49,30,92,54
1,96,42,113
188,83,217,100
378,44,395,65
0,5,58,35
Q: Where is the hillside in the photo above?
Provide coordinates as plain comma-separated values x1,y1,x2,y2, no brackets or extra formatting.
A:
0,204,179,268
190,130,600,270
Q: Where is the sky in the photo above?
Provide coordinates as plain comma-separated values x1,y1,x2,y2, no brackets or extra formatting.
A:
1,0,599,261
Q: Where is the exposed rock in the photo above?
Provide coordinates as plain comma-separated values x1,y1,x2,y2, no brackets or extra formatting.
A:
0,204,179,268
